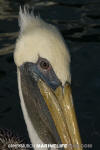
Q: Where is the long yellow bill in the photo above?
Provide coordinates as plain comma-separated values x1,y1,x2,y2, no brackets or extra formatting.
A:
38,79,83,150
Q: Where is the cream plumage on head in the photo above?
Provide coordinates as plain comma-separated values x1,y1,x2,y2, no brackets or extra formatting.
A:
14,6,71,85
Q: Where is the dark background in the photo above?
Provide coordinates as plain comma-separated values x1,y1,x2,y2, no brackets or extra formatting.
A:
0,0,100,149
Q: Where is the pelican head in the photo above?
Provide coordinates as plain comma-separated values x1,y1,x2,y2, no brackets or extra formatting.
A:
14,7,82,150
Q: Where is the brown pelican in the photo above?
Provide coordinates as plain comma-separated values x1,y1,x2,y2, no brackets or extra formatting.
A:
13,7,83,150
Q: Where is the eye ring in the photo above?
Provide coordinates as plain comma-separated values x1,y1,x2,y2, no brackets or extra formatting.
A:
40,60,49,70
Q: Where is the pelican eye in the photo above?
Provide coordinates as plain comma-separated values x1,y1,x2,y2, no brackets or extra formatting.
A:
40,60,49,70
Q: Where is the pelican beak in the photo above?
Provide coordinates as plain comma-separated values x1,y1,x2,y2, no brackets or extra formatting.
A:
38,79,83,150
